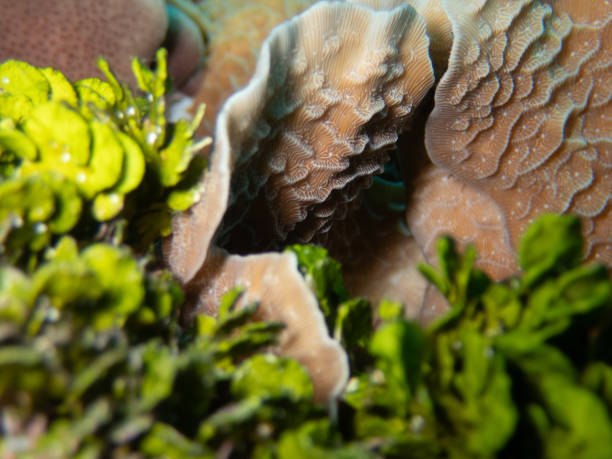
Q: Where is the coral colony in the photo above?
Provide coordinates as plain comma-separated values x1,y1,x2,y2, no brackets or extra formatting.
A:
167,0,612,398
1,2,612,454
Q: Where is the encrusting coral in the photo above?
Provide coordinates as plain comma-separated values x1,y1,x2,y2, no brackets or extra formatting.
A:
424,0,612,269
0,0,206,91
165,0,208,92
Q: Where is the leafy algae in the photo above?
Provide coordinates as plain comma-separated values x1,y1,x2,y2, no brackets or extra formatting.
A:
1,55,611,458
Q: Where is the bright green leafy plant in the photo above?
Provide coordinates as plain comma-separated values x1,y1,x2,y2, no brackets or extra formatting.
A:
1,55,612,458
0,49,209,267
341,214,612,458
0,239,300,457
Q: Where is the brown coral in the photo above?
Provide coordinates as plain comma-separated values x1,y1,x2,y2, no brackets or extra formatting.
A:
0,0,206,90
425,0,612,267
352,0,453,73
407,164,517,282
192,0,314,136
0,0,168,84
214,0,434,253
167,0,436,400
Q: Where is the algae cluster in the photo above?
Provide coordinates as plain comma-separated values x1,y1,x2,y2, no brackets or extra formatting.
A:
1,55,612,458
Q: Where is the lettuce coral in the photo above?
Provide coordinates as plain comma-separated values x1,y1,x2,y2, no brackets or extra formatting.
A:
168,0,612,324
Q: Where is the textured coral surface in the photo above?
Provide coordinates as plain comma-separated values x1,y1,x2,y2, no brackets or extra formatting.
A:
426,0,612,266
173,0,612,330
0,0,168,85
193,0,314,136
215,1,434,253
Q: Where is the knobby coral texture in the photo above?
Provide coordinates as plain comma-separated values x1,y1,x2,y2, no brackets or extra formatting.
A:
166,0,612,401
424,0,612,269
0,0,206,92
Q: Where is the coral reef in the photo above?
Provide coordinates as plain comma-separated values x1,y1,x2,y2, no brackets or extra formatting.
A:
166,0,612,395
4,0,610,402
168,0,435,400
2,1,612,454
0,0,612,446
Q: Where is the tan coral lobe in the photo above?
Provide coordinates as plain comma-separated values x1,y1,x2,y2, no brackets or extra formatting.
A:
215,1,435,253
167,0,436,401
167,0,612,398
406,164,517,281
351,0,453,73
183,248,349,403
425,0,612,267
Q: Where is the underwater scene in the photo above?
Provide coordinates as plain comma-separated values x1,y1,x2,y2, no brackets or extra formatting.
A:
1,0,612,457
